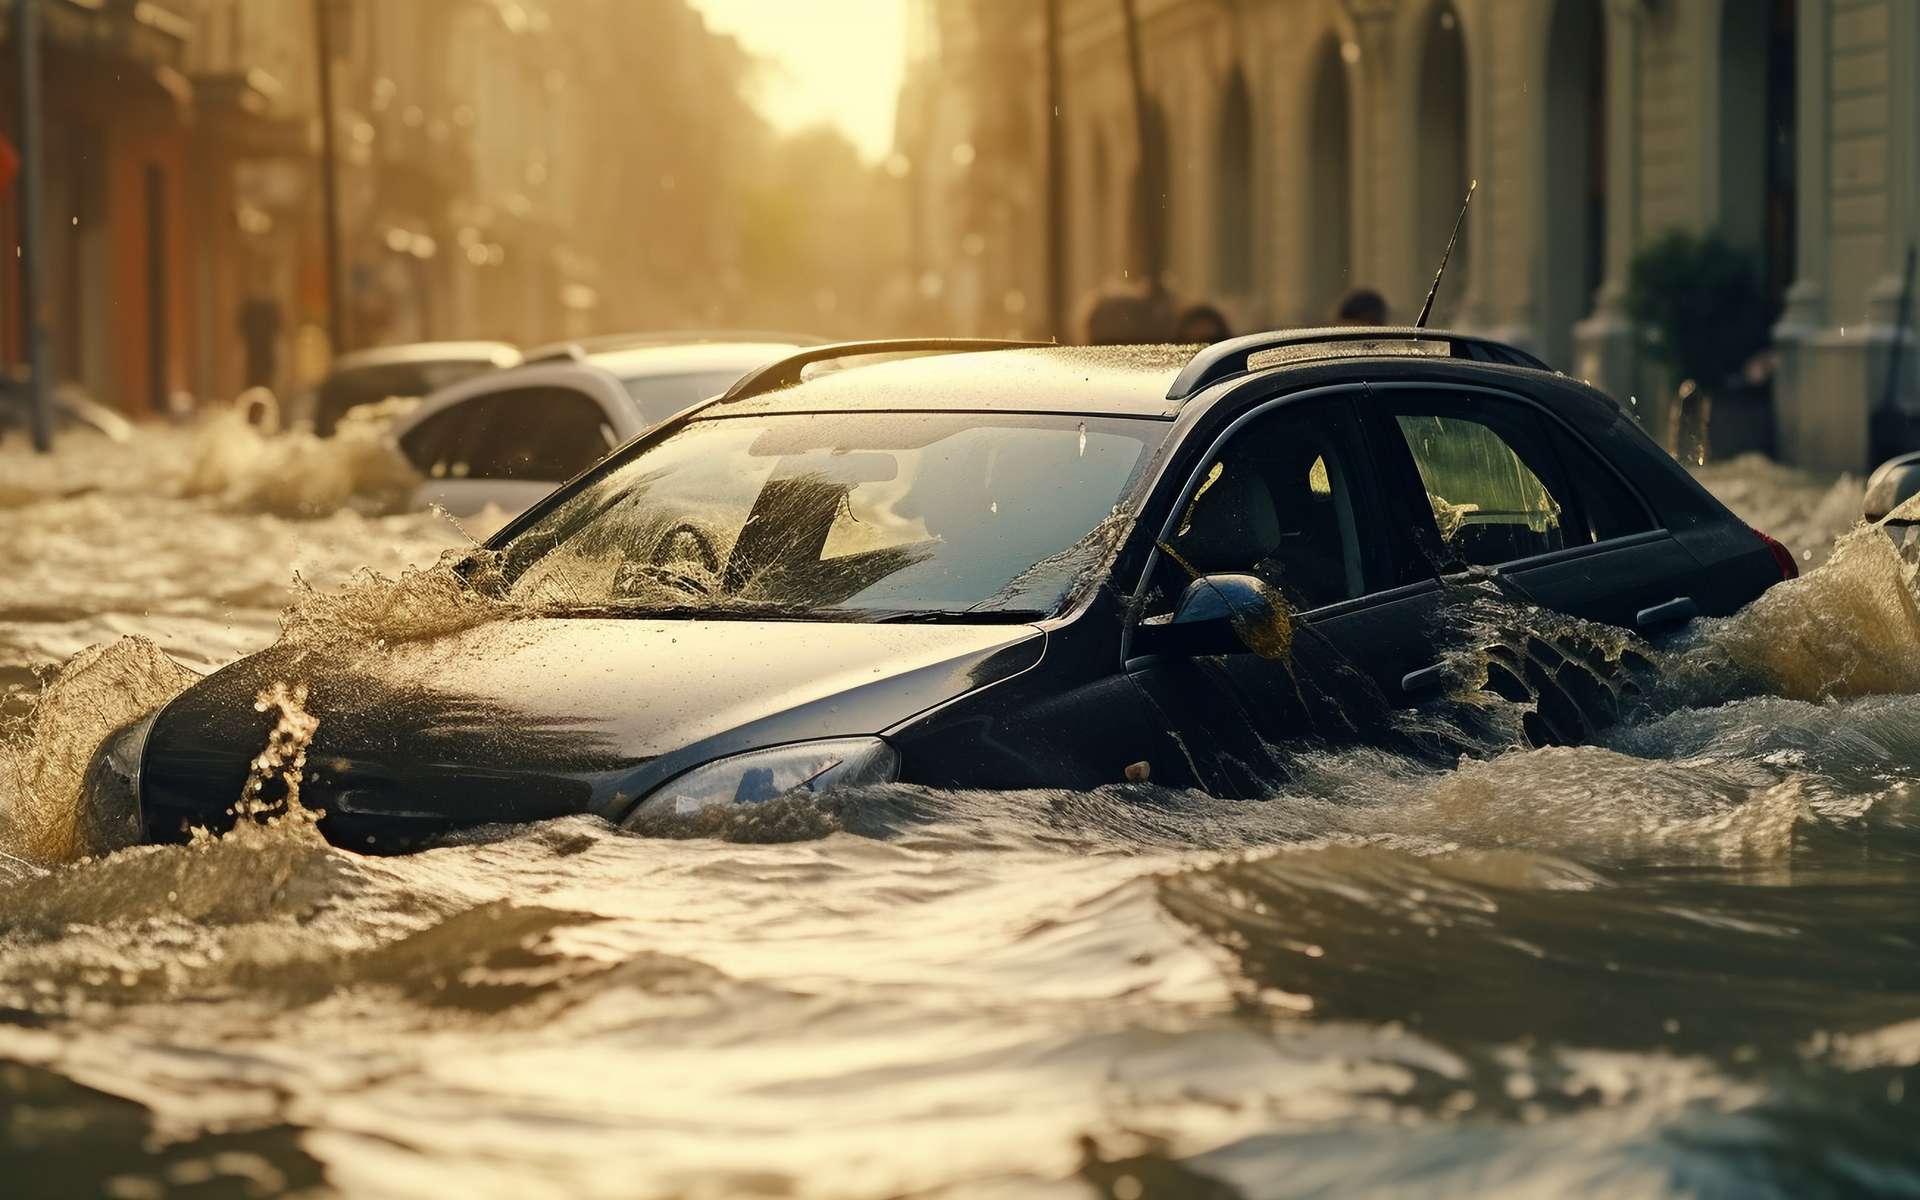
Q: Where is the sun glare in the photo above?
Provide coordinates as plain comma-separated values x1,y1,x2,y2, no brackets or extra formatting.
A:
688,0,908,162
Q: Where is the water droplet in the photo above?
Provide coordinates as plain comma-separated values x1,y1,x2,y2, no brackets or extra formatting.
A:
1077,422,1087,456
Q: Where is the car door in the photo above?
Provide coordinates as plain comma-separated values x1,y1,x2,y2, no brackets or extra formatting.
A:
1364,382,1697,739
402,385,620,520
1366,383,1692,628
1123,387,1444,793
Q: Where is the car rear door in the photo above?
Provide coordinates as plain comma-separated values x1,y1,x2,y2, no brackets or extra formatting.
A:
1365,383,1697,631
1363,382,1712,740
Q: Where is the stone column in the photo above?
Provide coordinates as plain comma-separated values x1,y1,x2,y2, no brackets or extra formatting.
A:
1863,0,1919,458
1486,9,1546,356
1772,0,1829,463
1573,0,1644,402
1344,0,1401,299
1457,0,1498,333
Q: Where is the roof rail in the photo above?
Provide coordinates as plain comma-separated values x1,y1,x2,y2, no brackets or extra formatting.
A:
718,338,1051,402
1166,326,1551,400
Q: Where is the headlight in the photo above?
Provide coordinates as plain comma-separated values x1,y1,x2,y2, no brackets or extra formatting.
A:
78,711,159,852
629,737,899,821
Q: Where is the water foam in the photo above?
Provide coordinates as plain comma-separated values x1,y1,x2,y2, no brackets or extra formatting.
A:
0,638,197,869
177,409,421,519
1679,514,1920,701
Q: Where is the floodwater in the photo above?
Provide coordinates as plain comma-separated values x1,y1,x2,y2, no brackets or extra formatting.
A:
3,424,1918,1198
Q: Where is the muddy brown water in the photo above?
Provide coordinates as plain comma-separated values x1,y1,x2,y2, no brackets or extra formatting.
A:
3,425,1918,1198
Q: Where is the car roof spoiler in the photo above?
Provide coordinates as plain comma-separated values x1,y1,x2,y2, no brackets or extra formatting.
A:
1167,327,1551,400
718,338,1053,402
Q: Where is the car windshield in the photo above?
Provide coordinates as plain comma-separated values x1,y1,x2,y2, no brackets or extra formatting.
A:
619,369,765,424
498,411,1160,618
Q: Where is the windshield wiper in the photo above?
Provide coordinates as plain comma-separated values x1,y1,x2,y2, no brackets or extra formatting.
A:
546,601,1048,624
549,601,828,621
864,609,1048,624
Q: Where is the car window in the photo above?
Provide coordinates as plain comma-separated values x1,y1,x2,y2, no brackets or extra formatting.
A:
1395,412,1568,564
498,411,1162,617
402,387,615,482
1553,431,1657,541
316,360,496,435
620,369,762,424
1144,400,1383,616
1384,393,1652,567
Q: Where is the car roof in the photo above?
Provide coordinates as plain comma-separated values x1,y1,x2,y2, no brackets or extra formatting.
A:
330,341,521,373
522,330,822,363
713,344,1197,419
588,341,811,381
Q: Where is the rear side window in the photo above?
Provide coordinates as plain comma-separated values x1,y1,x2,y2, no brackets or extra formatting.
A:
1385,393,1654,568
402,388,615,481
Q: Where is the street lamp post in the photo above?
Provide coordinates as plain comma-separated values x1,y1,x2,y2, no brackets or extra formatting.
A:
1043,0,1067,342
15,0,51,451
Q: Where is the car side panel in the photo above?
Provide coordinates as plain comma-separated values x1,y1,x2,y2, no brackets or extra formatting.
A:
889,618,1184,791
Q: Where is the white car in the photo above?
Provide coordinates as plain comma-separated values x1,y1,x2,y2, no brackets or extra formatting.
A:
390,334,815,521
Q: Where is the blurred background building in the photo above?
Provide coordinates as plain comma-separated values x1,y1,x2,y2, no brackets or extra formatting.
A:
897,0,1919,472
0,0,907,419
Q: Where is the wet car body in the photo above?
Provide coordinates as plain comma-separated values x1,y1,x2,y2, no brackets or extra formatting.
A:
300,341,522,436
118,331,1794,852
390,333,819,520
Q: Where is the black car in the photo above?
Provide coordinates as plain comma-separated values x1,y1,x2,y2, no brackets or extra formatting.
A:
93,331,1799,852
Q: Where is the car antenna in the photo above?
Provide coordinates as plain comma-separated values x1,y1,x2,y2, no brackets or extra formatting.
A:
1415,180,1477,329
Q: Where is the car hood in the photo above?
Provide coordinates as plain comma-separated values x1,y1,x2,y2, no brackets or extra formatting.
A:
141,617,1044,848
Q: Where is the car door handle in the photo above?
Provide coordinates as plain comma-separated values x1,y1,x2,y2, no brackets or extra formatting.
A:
1401,664,1446,696
1634,596,1698,630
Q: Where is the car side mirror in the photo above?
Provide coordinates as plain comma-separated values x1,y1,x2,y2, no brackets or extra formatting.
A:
1133,573,1293,659
1865,452,1920,526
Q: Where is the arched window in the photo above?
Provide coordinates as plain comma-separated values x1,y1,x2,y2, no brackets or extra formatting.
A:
1215,69,1255,295
1415,3,1469,320
1304,36,1352,321
1543,0,1605,370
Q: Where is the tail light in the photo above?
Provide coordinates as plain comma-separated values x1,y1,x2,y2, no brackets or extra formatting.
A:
1754,529,1799,580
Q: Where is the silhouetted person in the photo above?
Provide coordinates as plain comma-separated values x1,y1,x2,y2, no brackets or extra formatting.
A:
1174,303,1232,344
1077,283,1175,345
1333,288,1388,326
239,294,282,389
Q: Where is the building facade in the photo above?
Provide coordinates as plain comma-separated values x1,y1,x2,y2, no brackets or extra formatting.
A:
899,0,1920,471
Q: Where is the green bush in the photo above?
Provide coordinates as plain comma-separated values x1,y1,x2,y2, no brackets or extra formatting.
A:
1625,230,1771,388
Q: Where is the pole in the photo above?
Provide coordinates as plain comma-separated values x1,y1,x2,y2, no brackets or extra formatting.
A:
1043,0,1067,341
15,0,51,452
1883,244,1916,417
312,0,348,356
1119,0,1160,292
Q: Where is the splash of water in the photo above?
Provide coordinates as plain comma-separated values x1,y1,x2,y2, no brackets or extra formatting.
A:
236,682,322,828
276,550,516,653
177,409,421,519
1679,517,1920,701
0,638,197,868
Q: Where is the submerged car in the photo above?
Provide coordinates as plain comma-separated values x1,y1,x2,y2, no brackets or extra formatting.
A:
97,331,1799,852
300,341,523,437
390,332,817,520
